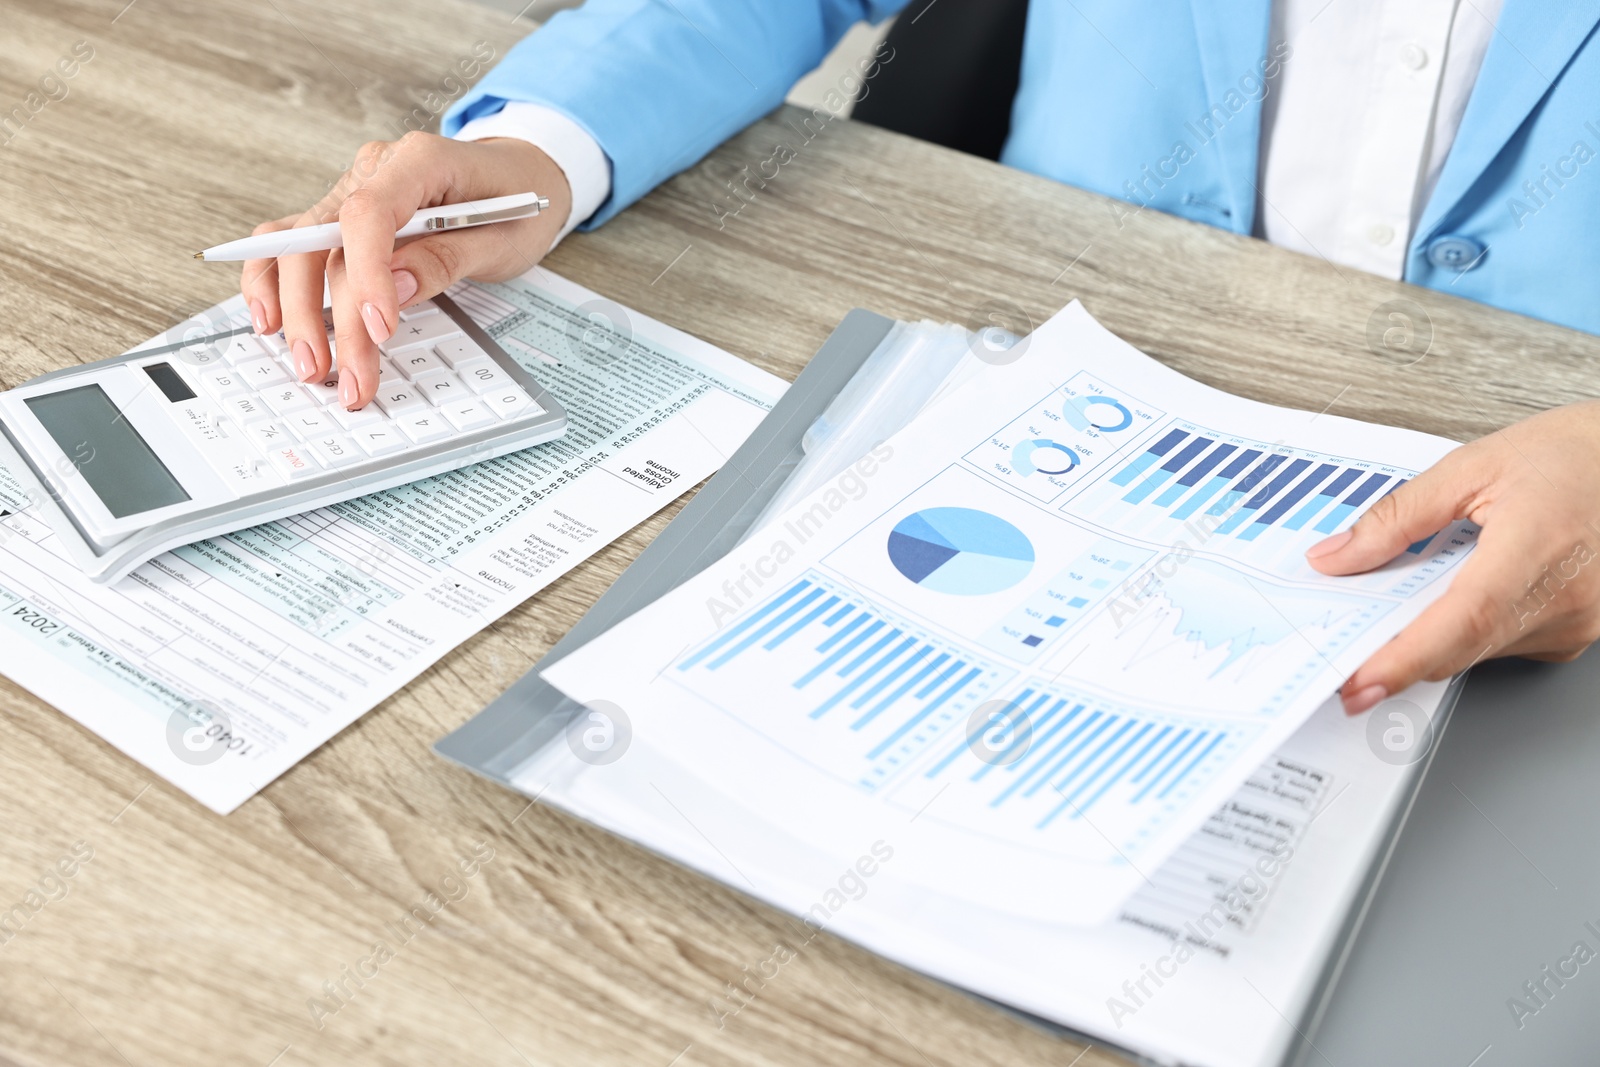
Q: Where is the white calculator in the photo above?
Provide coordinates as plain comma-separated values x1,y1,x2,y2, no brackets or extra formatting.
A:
0,294,567,584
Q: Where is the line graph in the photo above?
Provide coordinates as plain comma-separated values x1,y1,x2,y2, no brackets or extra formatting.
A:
1042,557,1393,717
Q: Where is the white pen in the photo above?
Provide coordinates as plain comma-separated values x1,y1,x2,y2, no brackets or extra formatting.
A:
192,191,551,261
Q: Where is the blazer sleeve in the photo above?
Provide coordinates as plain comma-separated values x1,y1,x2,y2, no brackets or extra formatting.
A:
443,0,908,229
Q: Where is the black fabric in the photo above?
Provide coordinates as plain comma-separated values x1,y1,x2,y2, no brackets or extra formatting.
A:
851,0,1031,161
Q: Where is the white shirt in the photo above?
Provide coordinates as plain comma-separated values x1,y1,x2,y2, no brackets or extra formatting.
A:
456,0,1504,278
1257,0,1503,277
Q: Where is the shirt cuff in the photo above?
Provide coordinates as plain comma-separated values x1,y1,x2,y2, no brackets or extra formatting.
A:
451,102,613,243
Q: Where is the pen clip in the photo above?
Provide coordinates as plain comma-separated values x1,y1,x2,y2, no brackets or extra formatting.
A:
424,197,550,231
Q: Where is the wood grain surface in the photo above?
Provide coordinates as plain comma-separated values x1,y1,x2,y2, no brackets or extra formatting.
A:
2,2,1597,1066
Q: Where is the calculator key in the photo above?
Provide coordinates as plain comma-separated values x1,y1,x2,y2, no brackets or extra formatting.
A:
285,409,337,439
377,359,404,386
304,375,342,405
414,371,465,405
331,403,385,431
485,388,540,420
382,313,462,353
223,395,274,424
174,345,225,368
398,300,440,321
221,335,271,364
392,347,447,380
200,368,251,397
245,421,294,452
375,387,426,417
395,412,452,443
262,384,314,415
433,338,481,368
259,332,291,358
264,445,320,480
351,426,408,456
453,358,510,394
439,399,496,431
235,357,292,389
308,434,364,468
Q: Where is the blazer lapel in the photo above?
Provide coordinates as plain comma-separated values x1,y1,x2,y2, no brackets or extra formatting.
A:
1187,0,1273,231
1416,0,1600,240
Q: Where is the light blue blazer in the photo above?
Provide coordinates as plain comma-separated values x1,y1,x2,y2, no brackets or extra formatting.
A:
446,1,1600,336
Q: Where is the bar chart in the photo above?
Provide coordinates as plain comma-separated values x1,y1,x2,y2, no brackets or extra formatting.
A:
964,371,1164,503
1066,419,1477,594
889,681,1258,855
673,571,1011,791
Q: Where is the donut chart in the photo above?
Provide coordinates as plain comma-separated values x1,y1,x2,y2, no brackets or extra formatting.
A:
1063,394,1134,433
1012,438,1079,477
887,508,1035,596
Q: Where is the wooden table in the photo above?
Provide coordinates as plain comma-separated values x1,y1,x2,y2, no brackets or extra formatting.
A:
3,2,1597,1066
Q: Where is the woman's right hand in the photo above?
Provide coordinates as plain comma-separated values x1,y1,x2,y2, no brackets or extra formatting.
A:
240,131,573,410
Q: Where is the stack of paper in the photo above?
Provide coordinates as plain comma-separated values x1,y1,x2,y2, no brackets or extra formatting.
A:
519,302,1473,1067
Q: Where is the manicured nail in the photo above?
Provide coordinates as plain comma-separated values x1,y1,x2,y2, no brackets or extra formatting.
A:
339,371,359,409
361,301,391,344
392,269,418,307
250,299,267,334
1343,683,1388,716
1307,528,1354,560
292,339,317,381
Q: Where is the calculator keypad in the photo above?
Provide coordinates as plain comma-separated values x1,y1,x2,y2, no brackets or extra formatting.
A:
171,300,545,489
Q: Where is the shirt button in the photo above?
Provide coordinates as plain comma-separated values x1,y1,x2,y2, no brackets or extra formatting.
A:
1401,42,1429,70
1368,223,1395,247
1426,235,1486,270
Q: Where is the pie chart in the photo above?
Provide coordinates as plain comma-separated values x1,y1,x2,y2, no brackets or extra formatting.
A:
886,507,1035,595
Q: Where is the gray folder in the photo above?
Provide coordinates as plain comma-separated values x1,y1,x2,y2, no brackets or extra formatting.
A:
435,310,1593,1066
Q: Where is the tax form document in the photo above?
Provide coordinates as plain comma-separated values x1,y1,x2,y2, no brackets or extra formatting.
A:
539,301,1478,927
0,271,784,813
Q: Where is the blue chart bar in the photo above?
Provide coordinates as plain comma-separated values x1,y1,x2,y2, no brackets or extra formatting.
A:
1217,457,1310,534
1313,471,1393,534
680,580,815,670
1154,442,1237,506
1285,466,1365,531
1206,453,1286,521
1123,436,1214,504
676,573,1002,790
1171,448,1261,520
1236,462,1336,541
1110,428,1190,487
920,685,1242,829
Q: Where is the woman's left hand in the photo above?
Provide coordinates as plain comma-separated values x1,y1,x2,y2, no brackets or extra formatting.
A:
1307,400,1600,713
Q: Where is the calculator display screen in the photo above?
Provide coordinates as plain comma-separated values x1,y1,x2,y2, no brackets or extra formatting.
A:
25,384,191,519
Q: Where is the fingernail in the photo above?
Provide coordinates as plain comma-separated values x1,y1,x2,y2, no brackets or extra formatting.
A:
292,339,317,381
1343,683,1388,716
392,269,418,307
361,301,391,344
1307,528,1354,560
339,371,359,409
250,299,267,334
